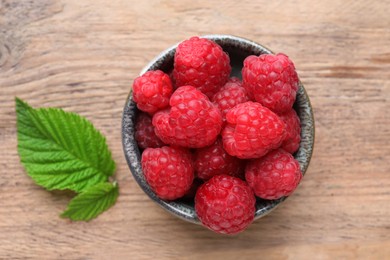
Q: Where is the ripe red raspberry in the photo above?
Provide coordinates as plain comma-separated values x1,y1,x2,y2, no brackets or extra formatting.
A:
212,78,250,124
141,146,194,200
222,101,286,159
195,175,256,235
135,112,165,149
194,138,244,181
132,70,173,114
153,86,223,148
242,53,299,114
173,36,231,98
245,149,302,200
279,109,301,154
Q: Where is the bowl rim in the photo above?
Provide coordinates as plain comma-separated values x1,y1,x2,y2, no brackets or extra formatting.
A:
122,34,315,224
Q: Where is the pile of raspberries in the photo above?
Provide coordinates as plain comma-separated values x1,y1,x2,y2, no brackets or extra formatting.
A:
132,36,302,235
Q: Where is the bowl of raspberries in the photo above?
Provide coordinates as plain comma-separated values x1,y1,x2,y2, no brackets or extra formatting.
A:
122,35,314,235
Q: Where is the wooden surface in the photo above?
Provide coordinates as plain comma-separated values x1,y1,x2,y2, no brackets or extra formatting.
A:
1,0,389,259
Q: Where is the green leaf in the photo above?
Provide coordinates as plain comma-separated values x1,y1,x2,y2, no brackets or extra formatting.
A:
61,182,119,221
16,98,116,192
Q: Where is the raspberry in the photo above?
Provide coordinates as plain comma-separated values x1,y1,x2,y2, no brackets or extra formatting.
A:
222,101,286,159
153,86,223,148
195,175,256,234
245,149,302,200
141,146,194,200
194,138,244,181
135,112,165,149
212,78,250,124
173,36,231,98
279,109,301,154
132,70,173,114
242,53,299,114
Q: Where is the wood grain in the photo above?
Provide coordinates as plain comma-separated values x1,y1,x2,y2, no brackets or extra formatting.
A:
1,0,389,259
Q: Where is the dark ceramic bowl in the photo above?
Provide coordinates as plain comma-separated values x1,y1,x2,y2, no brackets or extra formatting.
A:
122,35,314,224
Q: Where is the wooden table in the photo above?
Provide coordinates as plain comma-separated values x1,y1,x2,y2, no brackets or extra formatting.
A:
1,0,389,259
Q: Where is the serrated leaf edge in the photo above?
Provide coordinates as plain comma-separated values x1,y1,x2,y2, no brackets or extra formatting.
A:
61,182,119,221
